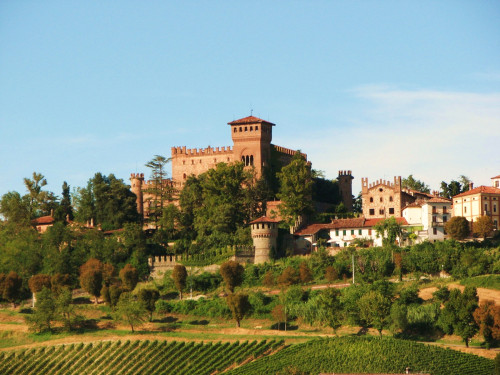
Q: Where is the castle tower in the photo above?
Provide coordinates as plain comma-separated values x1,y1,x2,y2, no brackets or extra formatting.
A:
130,173,145,217
338,170,354,211
228,116,275,178
250,216,279,264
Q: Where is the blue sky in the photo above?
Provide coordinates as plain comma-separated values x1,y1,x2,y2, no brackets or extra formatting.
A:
1,1,499,198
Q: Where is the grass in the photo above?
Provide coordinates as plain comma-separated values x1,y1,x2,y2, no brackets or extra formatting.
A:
461,275,500,290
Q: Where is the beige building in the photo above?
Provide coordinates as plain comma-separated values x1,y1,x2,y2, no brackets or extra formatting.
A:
452,181,500,230
403,197,452,242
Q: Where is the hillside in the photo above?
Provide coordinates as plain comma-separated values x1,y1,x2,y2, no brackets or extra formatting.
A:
227,337,495,375
0,339,282,375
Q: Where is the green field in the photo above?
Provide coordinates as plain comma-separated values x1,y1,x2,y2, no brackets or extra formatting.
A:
0,339,282,375
227,337,495,375
0,337,493,375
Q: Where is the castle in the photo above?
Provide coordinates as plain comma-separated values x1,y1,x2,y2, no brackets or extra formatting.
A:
131,115,353,220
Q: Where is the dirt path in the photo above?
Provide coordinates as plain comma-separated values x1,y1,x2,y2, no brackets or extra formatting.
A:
419,283,500,305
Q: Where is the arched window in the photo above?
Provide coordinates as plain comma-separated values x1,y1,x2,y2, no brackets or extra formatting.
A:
241,156,245,163
233,127,237,133
250,126,253,131
183,173,187,179
250,155,254,166
245,155,250,166
245,127,248,132
239,127,242,132
255,126,259,131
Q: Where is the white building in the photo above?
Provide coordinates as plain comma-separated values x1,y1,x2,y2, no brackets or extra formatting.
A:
403,197,452,243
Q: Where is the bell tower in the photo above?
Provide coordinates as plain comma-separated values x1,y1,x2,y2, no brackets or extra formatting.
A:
228,116,275,178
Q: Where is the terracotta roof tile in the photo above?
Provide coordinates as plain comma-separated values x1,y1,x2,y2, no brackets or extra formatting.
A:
491,175,500,179
249,216,280,224
453,185,500,198
425,197,452,203
228,116,275,126
31,215,55,225
294,223,330,236
364,217,408,227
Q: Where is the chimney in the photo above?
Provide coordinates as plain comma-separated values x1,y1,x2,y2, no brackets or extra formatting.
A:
469,182,474,190
50,209,54,217
90,217,94,227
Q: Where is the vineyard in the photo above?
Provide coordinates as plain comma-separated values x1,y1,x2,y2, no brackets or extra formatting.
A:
227,337,495,375
0,339,282,375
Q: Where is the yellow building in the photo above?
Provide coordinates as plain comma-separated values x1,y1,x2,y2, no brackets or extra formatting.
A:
452,181,500,230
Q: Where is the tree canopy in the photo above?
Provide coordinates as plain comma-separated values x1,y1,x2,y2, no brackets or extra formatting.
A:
402,175,430,193
277,152,314,226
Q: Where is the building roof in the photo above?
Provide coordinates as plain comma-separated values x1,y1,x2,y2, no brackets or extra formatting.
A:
453,185,500,198
364,217,408,227
31,215,55,225
249,216,280,224
492,175,500,179
228,116,275,126
425,197,452,203
403,202,423,209
295,217,409,236
294,223,330,236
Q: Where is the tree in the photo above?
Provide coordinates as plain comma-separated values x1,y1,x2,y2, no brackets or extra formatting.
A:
440,176,470,199
438,287,479,347
277,266,299,287
325,266,338,285
138,288,160,321
0,191,30,225
277,152,314,226
271,304,287,331
299,262,313,284
3,271,22,307
445,216,470,240
358,290,392,336
474,300,500,348
226,293,251,328
144,155,174,228
262,270,275,289
51,273,72,295
317,288,343,334
73,173,140,230
172,265,188,299
25,287,56,333
373,217,404,246
119,264,139,291
54,181,73,222
402,175,430,193
220,260,244,293
101,284,123,308
56,288,82,331
112,292,148,332
474,216,494,239
28,274,52,307
23,172,49,218
79,258,104,304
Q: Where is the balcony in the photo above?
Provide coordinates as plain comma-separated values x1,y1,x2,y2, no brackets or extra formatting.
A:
431,221,445,227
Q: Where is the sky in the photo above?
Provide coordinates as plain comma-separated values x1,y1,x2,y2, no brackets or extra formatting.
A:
1,1,499,199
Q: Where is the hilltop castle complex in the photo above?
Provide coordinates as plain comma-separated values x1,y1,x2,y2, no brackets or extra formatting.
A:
131,115,353,220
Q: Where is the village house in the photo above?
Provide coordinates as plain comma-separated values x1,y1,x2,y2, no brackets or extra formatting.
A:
452,176,500,231
402,197,452,243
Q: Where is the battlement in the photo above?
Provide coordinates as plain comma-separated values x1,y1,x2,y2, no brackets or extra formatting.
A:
338,170,352,177
130,173,145,180
362,176,402,190
272,144,307,159
142,178,181,189
171,145,233,156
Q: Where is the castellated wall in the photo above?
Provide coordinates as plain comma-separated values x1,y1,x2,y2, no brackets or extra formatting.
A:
171,145,235,183
362,176,405,219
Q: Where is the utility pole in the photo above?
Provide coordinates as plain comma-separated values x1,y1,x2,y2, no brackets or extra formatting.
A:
352,252,355,284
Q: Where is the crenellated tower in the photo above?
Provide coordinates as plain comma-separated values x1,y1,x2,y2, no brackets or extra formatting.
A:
228,116,275,178
250,216,279,264
338,170,354,211
130,173,145,217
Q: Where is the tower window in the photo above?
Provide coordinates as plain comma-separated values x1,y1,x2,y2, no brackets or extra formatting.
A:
239,127,242,132
255,126,258,131
369,209,375,215
389,208,394,214
245,127,248,132
250,126,253,131
250,155,254,166
234,127,237,133
370,197,373,203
